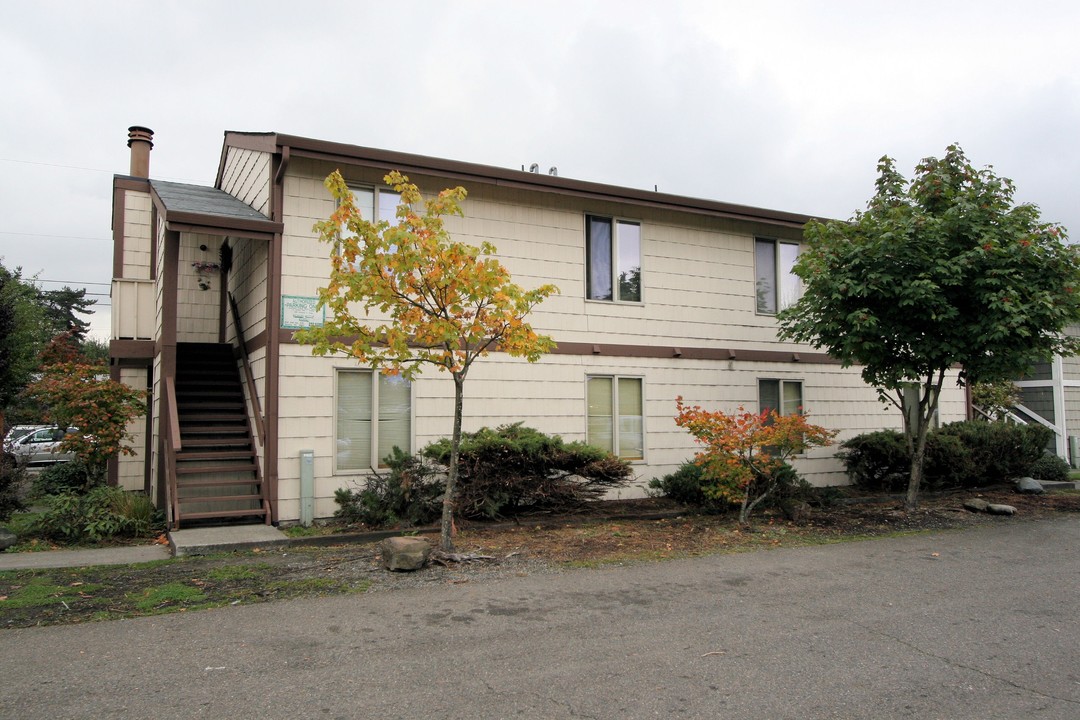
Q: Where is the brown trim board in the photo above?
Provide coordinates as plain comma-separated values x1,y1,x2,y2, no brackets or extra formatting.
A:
274,329,840,365
222,132,820,230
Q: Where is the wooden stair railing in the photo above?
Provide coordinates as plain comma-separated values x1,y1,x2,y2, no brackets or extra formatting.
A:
228,292,265,447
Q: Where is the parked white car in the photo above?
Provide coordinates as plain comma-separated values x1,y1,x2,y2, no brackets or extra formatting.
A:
6,426,77,467
3,425,49,449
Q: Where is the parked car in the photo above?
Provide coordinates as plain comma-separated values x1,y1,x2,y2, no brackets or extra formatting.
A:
3,425,49,450
6,426,77,467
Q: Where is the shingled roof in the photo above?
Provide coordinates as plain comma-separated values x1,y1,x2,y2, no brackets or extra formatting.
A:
150,179,282,238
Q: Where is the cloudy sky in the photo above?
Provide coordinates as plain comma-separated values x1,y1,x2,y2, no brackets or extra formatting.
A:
2,0,1077,340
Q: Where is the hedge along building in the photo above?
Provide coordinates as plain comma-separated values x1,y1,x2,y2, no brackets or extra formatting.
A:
108,127,968,528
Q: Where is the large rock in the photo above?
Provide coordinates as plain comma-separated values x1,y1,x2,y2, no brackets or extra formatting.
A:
380,536,432,571
986,503,1017,516
0,528,16,551
1015,477,1045,495
963,498,990,513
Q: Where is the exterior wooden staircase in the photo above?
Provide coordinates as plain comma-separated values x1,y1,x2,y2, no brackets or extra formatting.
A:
171,342,270,527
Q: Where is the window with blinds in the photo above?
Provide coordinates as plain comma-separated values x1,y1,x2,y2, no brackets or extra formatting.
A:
336,370,412,472
587,376,644,460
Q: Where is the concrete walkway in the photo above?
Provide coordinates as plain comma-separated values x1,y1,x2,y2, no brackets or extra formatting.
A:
0,524,291,570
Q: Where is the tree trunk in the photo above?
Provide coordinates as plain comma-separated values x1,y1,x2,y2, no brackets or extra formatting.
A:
439,373,465,552
904,371,945,512
905,428,928,511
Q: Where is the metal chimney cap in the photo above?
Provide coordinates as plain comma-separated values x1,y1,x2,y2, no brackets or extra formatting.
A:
127,126,154,148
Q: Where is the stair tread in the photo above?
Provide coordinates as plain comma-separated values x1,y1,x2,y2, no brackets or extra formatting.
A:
175,463,258,475
176,477,262,488
177,450,256,460
176,508,269,520
178,494,264,503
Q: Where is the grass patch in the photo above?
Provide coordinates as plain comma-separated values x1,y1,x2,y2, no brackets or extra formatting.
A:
127,581,208,611
205,564,270,582
1,579,105,609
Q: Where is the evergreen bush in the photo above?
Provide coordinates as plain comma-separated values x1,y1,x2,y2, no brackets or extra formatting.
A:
839,421,1053,492
936,421,1052,484
333,447,443,528
1027,453,1070,483
423,423,633,519
33,460,98,497
647,461,731,513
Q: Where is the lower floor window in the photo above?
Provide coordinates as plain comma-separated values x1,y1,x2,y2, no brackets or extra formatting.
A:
336,370,412,472
587,376,644,460
759,379,803,416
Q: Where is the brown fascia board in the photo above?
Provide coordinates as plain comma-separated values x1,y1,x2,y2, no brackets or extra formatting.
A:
222,131,818,230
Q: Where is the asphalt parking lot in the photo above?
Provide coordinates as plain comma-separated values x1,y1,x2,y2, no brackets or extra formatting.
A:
1,516,1077,719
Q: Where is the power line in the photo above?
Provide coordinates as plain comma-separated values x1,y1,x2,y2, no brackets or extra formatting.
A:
1,231,112,242
0,157,205,184
38,280,112,286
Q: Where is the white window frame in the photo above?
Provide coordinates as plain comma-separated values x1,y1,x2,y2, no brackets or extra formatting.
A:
585,214,643,303
344,184,401,224
334,369,414,474
758,378,804,417
586,374,645,461
754,237,802,314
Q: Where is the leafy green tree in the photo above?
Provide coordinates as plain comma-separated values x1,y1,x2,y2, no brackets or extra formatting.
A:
778,145,1080,509
296,171,558,551
970,379,1021,421
24,333,147,487
0,263,51,432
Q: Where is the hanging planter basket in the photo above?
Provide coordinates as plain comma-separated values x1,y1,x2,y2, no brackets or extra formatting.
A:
192,261,221,290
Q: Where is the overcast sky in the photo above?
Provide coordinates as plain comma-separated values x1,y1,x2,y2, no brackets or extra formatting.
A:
2,0,1077,341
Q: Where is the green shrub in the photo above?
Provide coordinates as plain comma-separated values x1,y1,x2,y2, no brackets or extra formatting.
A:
936,421,1052,484
33,486,162,542
333,447,443,528
423,423,633,519
1027,453,1071,482
837,430,909,492
0,452,26,521
840,421,1052,492
923,432,977,490
33,460,98,497
648,461,731,513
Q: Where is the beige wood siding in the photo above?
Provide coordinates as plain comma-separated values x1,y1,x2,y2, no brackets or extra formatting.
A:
116,368,148,492
121,189,153,278
220,147,271,215
176,233,222,343
226,236,268,340
270,346,966,522
264,159,967,521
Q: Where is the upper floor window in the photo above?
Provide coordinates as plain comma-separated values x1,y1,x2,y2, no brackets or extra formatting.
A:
586,215,641,303
755,238,802,314
336,370,412,473
347,185,400,223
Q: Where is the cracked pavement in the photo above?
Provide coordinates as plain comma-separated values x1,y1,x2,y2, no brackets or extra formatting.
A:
2,516,1078,719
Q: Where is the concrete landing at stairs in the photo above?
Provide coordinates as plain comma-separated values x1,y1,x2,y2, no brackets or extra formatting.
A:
168,524,290,557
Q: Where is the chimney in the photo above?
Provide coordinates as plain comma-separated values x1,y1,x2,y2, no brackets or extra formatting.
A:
127,125,154,178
